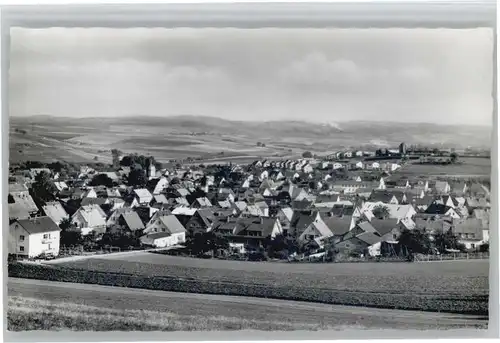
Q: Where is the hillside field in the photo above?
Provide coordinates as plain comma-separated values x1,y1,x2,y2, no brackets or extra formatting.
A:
9,115,492,165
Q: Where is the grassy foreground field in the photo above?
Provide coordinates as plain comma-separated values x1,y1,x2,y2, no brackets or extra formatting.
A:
8,296,341,331
8,278,488,331
11,254,489,315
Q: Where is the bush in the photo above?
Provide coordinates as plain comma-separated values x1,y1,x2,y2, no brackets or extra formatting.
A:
302,151,313,158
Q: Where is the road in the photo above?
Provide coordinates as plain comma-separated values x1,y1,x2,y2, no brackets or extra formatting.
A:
8,278,488,330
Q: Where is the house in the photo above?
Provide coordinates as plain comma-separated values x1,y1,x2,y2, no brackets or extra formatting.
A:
369,190,399,204
42,201,69,225
8,184,40,221
141,215,187,247
302,163,314,173
153,194,169,205
233,217,283,240
319,213,354,239
465,197,490,210
191,197,213,208
424,203,461,219
9,216,61,258
415,216,453,234
133,188,153,205
184,208,220,234
71,205,107,235
107,207,136,227
81,197,109,207
53,181,69,192
116,211,145,232
218,188,236,202
148,177,169,195
452,218,488,250
332,163,344,170
430,181,451,195
331,180,380,194
468,183,489,197
289,210,333,244
367,162,380,170
254,201,269,217
358,202,417,223
349,161,364,170
241,204,266,217
384,179,410,189
82,188,97,199
449,182,468,196
334,231,381,257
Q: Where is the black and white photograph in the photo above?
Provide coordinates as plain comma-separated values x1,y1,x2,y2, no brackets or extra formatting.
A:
3,2,497,337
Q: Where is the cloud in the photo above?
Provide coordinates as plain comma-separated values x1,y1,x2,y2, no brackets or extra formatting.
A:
278,52,434,95
8,27,493,125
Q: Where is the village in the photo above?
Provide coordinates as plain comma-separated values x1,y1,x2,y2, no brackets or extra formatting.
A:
7,142,491,263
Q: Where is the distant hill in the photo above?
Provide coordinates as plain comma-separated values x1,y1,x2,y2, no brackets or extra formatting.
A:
10,114,492,150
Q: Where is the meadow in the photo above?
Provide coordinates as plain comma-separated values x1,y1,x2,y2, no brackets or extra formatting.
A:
400,158,491,178
10,254,489,315
8,296,339,331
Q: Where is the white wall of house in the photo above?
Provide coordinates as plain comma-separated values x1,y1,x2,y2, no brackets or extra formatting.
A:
270,220,283,239
153,178,169,195
445,208,461,219
459,239,485,250
9,222,30,256
144,232,186,248
9,222,60,258
29,231,60,257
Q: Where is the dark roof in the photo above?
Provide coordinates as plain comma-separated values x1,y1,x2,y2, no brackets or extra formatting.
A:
369,190,396,203
159,215,187,234
15,216,61,234
233,217,277,237
425,203,453,215
81,197,108,206
414,195,436,206
369,218,400,236
319,214,352,236
452,218,484,240
120,212,145,231
290,210,317,230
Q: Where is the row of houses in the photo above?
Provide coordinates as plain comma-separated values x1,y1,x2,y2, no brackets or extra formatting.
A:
8,157,490,258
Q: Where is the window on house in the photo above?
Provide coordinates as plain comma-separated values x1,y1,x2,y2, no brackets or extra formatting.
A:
19,235,25,241
471,244,475,249
19,246,24,252
392,234,397,240
43,233,50,239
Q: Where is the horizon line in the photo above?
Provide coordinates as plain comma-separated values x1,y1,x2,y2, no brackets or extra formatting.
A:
9,114,493,128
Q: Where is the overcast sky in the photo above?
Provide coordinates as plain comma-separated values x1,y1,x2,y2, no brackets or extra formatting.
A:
9,27,493,126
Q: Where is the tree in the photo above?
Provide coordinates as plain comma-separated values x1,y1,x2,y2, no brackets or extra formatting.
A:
127,168,148,187
47,161,66,173
101,230,140,250
450,152,458,164
93,156,99,161
59,218,83,247
433,228,465,253
30,171,56,204
302,151,313,158
372,205,390,219
89,173,114,187
397,229,432,256
111,149,122,168
479,243,489,253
